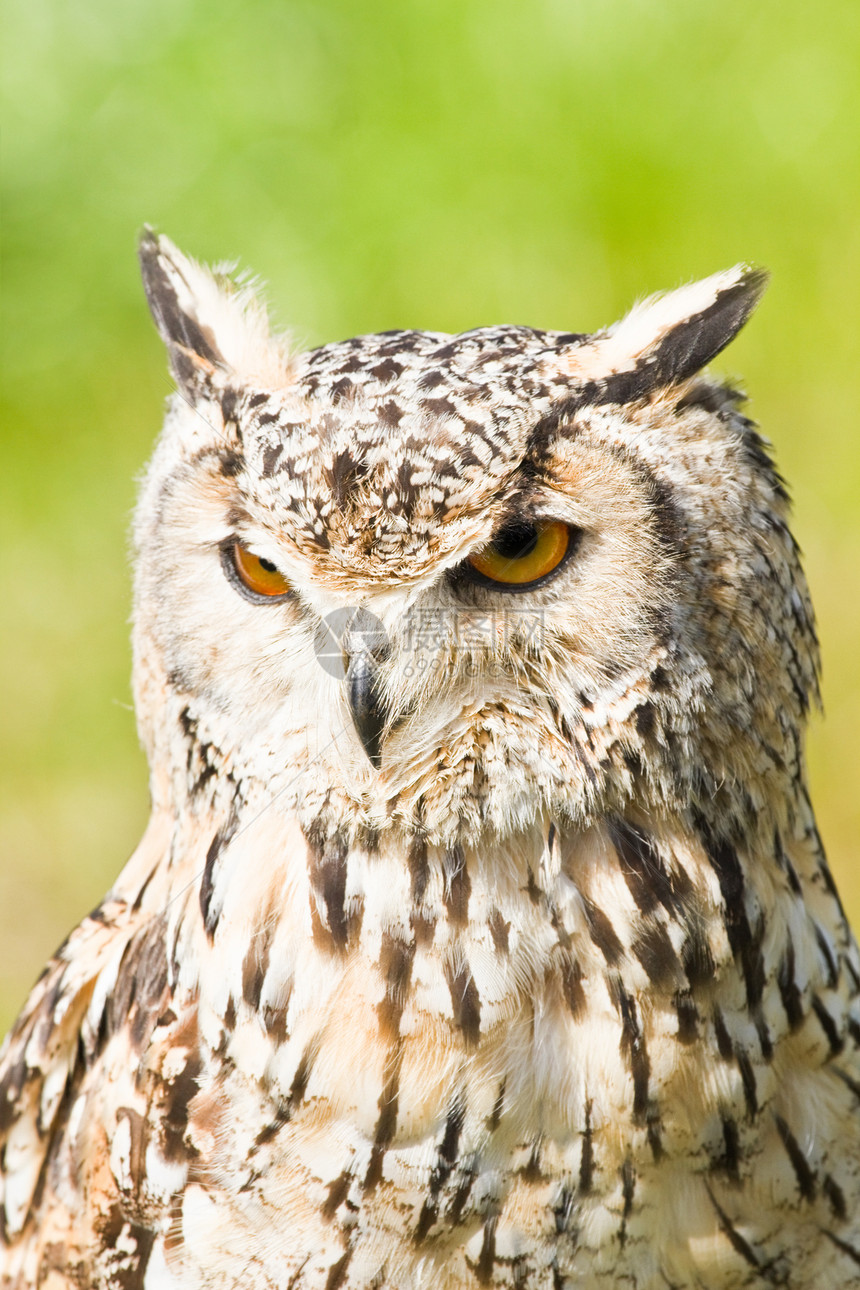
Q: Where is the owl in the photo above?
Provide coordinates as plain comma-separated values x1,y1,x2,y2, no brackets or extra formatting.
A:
1,233,859,1290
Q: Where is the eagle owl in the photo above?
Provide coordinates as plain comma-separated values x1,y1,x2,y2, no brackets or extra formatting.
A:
1,234,859,1290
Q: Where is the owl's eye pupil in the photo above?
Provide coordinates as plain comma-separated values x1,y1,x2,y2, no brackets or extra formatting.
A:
492,522,539,561
258,557,277,573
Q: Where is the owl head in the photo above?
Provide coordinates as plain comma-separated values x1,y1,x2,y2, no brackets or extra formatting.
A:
135,233,816,846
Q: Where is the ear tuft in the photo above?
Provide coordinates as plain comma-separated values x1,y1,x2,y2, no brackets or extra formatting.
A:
606,264,769,389
547,265,768,404
138,229,295,395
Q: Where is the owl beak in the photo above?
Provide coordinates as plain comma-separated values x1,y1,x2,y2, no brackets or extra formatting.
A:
345,653,387,768
341,609,390,769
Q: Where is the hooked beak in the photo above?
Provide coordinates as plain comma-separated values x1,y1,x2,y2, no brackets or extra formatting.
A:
342,609,390,769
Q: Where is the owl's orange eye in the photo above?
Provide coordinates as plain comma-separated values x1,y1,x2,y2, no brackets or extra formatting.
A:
466,519,573,590
227,542,291,599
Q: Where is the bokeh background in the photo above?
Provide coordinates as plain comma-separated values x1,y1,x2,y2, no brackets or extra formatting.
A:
2,0,858,1034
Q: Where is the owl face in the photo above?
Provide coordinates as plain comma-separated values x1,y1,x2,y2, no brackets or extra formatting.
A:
136,235,815,843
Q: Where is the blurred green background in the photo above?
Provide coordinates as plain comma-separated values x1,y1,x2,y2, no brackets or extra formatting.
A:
1,0,858,1034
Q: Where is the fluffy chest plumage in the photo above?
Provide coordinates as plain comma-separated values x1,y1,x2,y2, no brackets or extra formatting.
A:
67,805,853,1290
3,798,860,1289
